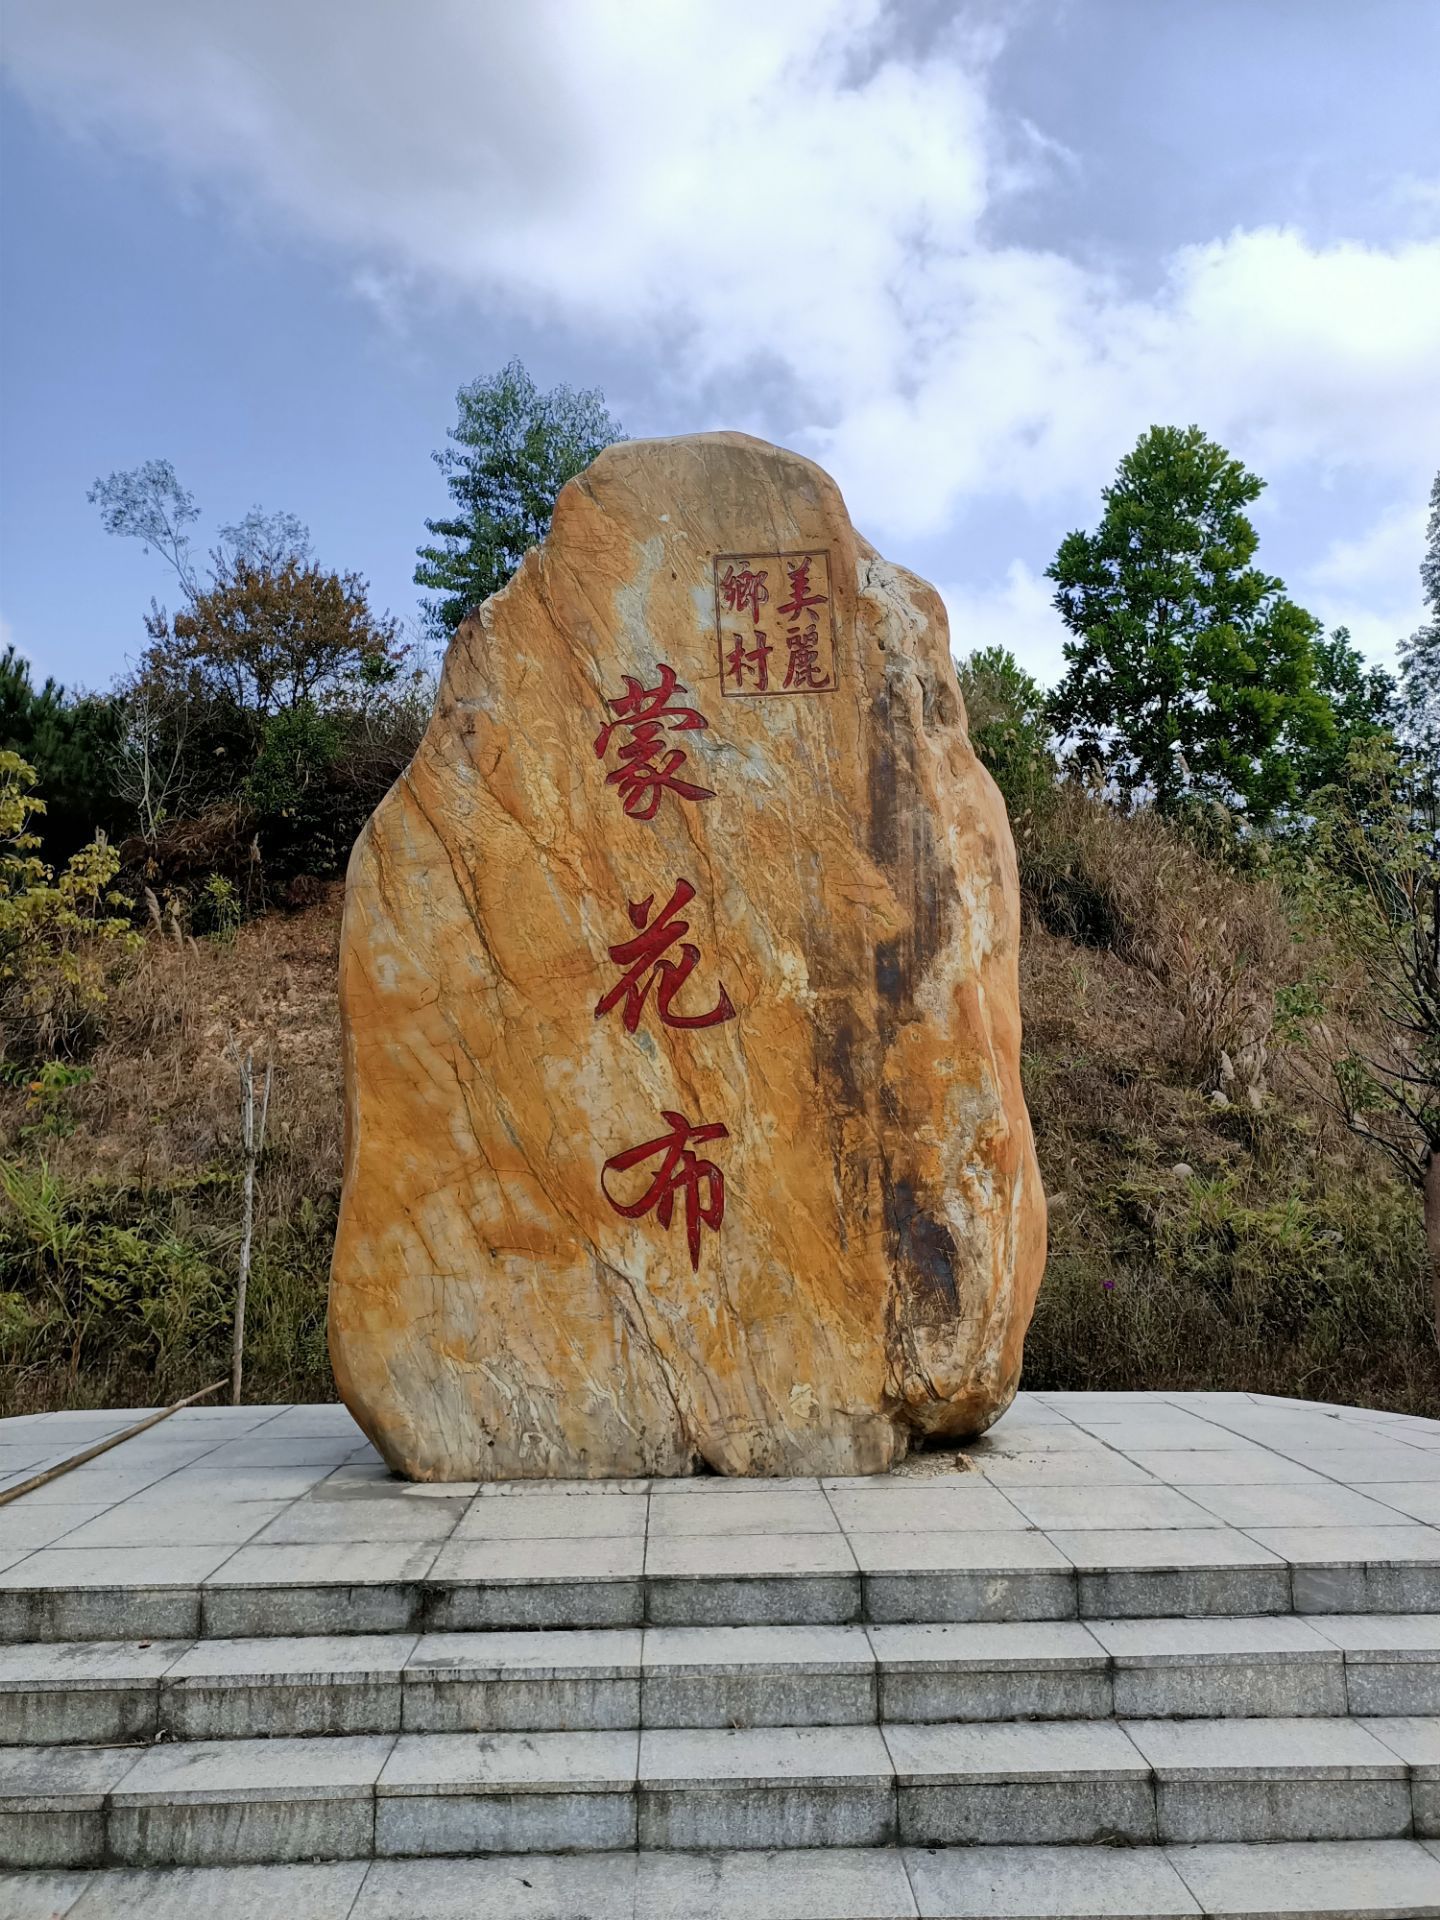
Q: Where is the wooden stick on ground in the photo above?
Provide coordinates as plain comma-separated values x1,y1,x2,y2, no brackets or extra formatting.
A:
0,1379,228,1508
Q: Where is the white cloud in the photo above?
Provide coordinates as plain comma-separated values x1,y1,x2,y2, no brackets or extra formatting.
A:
1308,500,1427,595
4,0,1436,662
939,562,1068,686
1298,501,1428,672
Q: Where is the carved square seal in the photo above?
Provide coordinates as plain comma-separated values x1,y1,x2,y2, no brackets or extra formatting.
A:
713,548,837,697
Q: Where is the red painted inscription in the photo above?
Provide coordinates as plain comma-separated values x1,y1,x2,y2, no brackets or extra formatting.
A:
725,630,772,692
594,880,736,1033
718,563,770,623
714,549,836,697
594,663,716,820
602,1107,729,1270
776,555,827,625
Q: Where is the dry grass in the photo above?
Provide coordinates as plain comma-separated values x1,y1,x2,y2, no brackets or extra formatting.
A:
1020,786,1305,1095
70,891,343,1189
1018,804,1436,1416
0,895,343,1410
3,804,1433,1418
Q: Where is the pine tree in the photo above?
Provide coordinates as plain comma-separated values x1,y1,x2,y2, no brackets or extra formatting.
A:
415,360,624,638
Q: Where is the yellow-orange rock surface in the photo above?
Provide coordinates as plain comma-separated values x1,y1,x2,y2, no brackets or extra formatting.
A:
329,433,1045,1479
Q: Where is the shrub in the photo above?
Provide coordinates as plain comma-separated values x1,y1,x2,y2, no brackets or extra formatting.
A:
956,646,1055,826
0,753,140,1061
1024,1152,1431,1411
0,1155,336,1410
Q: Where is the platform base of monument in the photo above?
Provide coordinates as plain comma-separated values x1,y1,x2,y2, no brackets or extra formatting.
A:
3,1390,1440,1915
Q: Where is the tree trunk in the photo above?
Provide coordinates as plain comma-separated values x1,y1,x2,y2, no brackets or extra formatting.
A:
1426,1146,1440,1355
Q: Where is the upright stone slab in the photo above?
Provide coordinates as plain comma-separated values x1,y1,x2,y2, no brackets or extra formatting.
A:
330,433,1045,1479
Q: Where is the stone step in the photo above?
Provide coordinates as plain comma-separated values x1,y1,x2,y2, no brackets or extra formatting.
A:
7,1841,1440,1920
2,1716,1436,1867
6,1531,1440,1644
9,1389,1440,1649
4,1616,1437,1746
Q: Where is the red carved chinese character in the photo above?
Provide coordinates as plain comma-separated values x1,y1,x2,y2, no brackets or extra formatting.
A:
595,880,736,1033
725,629,772,693
719,564,769,623
594,663,716,821
783,624,831,690
602,1107,728,1270
775,555,827,624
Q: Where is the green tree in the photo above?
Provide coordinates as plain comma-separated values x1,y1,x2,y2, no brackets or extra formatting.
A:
1047,425,1330,824
415,359,624,637
92,463,417,888
0,647,124,862
955,646,1055,822
1287,626,1397,801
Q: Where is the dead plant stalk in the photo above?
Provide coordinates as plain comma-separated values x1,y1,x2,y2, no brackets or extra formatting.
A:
228,1038,272,1405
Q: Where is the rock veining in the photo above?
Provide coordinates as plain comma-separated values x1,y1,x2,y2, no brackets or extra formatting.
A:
329,433,1045,1478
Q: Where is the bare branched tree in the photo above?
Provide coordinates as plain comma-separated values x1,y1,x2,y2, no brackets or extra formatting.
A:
1289,743,1440,1340
112,680,196,848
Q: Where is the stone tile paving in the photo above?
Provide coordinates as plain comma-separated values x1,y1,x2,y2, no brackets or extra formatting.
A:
8,1843,1440,1919
4,1391,1440,1617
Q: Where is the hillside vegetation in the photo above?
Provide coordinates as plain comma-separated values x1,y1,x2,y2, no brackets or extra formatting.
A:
1,391,1435,1418
0,785,1430,1417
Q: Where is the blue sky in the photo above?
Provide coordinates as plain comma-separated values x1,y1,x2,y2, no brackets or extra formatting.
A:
2,0,1437,695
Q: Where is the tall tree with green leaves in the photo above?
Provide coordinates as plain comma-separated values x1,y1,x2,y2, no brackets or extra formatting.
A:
414,359,624,638
1047,425,1330,824
1288,626,1397,800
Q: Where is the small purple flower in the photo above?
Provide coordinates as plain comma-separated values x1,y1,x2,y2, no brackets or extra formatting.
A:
1102,1280,1115,1292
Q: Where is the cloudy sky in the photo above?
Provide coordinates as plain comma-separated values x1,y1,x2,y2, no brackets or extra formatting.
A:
2,0,1437,693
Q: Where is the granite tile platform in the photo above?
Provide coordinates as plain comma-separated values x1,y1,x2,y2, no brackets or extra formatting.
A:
2,1390,1439,1915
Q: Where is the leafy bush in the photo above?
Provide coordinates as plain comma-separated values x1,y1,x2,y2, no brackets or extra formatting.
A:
956,646,1056,825
0,752,139,1061
191,873,242,942
1025,1151,1430,1410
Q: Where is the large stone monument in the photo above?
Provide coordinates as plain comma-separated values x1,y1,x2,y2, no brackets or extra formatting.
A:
329,433,1045,1479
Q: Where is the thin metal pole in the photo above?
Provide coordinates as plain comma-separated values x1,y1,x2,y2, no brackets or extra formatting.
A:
0,1378,228,1507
